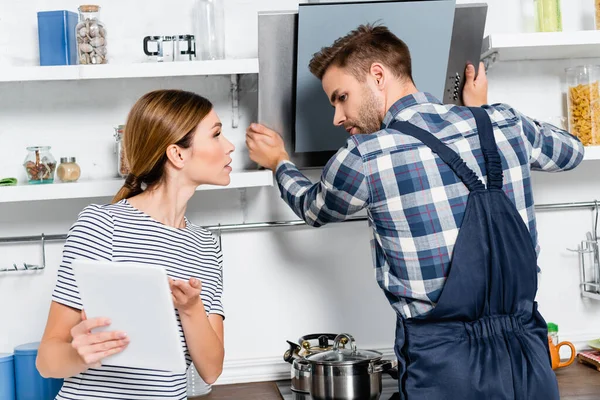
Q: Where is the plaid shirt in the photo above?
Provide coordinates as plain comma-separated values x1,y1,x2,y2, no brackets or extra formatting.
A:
276,92,584,318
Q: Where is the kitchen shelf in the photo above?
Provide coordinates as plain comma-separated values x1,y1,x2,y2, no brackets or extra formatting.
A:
584,145,600,161
0,58,259,83
0,170,273,203
481,31,600,62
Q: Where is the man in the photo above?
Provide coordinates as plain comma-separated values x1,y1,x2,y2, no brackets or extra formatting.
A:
246,24,584,399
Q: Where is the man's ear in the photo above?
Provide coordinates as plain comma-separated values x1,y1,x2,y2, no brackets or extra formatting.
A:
165,144,185,169
370,62,385,89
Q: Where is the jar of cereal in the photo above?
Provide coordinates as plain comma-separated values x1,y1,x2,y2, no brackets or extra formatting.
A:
567,65,600,146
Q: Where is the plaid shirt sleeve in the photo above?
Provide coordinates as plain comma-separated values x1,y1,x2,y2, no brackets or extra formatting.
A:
275,140,369,227
489,103,584,172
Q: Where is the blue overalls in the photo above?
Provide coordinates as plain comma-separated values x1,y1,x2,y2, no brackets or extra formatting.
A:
388,107,559,400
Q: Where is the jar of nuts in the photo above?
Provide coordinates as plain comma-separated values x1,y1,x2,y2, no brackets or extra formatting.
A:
567,65,600,146
114,125,129,178
23,146,57,184
76,5,107,64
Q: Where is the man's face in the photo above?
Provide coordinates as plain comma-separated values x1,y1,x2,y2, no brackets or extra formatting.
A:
322,65,384,135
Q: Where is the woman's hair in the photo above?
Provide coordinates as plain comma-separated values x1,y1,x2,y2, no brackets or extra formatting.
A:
112,90,213,203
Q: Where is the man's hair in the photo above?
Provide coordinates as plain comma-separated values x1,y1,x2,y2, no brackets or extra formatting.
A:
308,23,413,84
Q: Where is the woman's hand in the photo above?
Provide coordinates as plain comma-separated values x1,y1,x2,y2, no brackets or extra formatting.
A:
70,310,129,369
170,277,203,314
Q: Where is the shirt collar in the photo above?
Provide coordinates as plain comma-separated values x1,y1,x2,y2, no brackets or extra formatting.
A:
381,92,442,129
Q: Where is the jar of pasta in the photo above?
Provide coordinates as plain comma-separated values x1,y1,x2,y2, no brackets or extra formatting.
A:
567,65,600,146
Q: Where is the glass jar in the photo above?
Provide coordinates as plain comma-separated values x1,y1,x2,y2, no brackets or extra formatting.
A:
596,0,600,30
187,364,212,397
114,125,129,178
76,5,107,65
566,65,600,146
193,0,225,60
534,0,562,32
57,157,81,183
23,146,56,184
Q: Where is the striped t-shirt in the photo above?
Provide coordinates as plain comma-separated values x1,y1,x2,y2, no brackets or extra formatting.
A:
51,199,224,400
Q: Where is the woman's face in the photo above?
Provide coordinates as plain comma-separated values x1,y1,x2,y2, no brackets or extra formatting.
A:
185,109,235,186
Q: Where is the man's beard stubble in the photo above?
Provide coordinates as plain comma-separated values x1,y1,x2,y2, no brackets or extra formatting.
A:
352,88,383,134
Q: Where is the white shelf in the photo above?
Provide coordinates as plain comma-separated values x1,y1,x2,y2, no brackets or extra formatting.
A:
583,145,600,161
0,170,273,203
0,58,259,83
482,31,600,62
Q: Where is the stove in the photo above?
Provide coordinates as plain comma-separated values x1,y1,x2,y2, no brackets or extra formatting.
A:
275,376,400,400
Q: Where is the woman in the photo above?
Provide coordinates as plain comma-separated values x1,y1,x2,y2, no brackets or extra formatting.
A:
36,90,234,399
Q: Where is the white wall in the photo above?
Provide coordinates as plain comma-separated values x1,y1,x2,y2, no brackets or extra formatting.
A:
1,0,599,384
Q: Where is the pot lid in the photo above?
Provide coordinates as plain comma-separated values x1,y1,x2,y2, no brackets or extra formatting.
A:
306,334,382,365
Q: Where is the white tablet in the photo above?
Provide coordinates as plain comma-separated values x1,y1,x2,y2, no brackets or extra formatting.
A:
71,259,187,374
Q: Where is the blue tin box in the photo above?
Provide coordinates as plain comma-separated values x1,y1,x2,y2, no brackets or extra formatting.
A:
37,10,78,66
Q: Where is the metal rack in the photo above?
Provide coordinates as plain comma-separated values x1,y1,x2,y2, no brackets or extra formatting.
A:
2,200,599,289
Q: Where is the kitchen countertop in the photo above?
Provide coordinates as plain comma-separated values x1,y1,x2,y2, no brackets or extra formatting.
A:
196,361,599,400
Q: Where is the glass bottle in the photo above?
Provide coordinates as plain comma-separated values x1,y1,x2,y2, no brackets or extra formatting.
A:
534,0,562,32
114,125,129,178
566,65,600,146
193,0,225,60
187,364,212,397
23,146,56,184
57,157,81,183
547,322,559,346
76,5,107,64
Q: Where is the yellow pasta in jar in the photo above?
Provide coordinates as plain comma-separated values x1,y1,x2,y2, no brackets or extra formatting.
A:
568,81,600,146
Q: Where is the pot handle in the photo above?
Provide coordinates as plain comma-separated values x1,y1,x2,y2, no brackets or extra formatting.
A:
371,359,398,375
294,357,312,372
333,333,357,353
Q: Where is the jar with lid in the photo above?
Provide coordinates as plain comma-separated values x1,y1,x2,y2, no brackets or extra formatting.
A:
23,146,56,184
114,125,129,178
547,322,559,346
57,157,81,183
76,5,107,64
533,0,562,32
193,0,225,60
566,65,600,146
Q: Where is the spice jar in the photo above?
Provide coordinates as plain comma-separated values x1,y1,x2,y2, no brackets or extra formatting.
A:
57,157,81,183
566,65,600,146
114,125,129,178
76,5,107,64
23,146,56,184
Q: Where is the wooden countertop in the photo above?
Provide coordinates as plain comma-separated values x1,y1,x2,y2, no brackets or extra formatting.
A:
197,361,599,400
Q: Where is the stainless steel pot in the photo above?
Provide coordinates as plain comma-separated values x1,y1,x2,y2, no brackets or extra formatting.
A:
301,333,396,400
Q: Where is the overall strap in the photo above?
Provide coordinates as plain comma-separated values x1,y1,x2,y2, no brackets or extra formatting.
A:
469,107,503,190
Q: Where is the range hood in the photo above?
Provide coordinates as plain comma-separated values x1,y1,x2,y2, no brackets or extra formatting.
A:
257,1,487,169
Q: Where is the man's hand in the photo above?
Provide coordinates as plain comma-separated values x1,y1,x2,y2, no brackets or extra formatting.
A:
462,61,488,107
246,123,290,171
